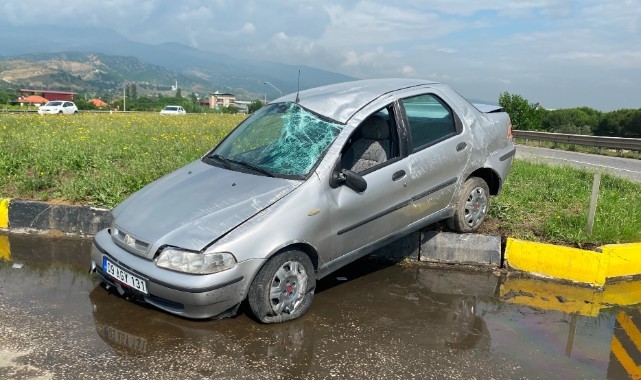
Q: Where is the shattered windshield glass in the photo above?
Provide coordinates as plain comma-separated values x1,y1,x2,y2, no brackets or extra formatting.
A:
211,102,343,178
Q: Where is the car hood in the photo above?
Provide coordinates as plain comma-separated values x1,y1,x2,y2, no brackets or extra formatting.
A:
112,160,300,253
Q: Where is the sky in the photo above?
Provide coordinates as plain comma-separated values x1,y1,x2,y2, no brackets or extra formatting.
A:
1,0,640,111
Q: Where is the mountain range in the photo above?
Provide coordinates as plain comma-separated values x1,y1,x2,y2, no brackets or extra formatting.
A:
0,25,356,99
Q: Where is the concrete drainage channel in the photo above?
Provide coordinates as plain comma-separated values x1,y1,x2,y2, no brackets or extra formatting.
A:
1,198,640,288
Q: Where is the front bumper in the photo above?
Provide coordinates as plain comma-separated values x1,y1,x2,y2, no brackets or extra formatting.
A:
90,229,264,319
38,109,59,114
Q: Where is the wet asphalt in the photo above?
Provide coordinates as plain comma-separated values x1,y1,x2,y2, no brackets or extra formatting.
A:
0,232,638,379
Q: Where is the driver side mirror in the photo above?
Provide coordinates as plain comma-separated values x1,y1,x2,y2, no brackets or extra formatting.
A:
331,168,367,193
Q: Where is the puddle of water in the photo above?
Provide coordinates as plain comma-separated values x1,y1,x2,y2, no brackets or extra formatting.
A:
2,232,641,378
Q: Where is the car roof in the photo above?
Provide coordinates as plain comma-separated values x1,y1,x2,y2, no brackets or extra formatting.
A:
276,78,439,124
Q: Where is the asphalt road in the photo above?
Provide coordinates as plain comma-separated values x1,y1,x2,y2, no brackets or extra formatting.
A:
0,232,634,379
515,145,641,183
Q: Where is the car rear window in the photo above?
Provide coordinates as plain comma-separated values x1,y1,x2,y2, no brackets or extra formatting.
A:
402,94,457,151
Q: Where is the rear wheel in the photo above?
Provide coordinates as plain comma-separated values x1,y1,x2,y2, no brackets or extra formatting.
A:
248,250,315,323
447,176,490,233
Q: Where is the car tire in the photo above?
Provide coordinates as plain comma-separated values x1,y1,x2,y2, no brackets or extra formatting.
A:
447,176,490,233
58,111,63,114
248,250,315,324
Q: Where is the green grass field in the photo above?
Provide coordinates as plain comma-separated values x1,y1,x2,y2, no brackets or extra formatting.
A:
1,113,640,246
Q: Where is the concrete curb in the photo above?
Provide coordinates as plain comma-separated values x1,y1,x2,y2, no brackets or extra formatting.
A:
1,198,639,287
0,198,112,236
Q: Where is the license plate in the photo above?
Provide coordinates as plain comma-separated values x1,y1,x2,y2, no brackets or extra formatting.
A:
103,257,148,294
103,326,148,353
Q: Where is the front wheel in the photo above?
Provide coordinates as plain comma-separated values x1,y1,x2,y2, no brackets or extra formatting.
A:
248,250,315,323
447,176,490,233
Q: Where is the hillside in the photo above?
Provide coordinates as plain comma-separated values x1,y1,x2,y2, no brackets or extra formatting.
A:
0,52,219,96
0,25,356,99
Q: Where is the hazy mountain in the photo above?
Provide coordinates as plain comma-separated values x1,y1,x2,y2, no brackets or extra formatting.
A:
0,25,356,97
0,52,191,92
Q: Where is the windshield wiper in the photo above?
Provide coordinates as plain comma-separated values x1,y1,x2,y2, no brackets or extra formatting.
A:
227,158,275,177
209,154,275,177
209,154,233,170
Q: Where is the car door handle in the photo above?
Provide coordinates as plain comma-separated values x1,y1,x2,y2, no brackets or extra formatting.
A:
456,142,467,152
392,170,406,181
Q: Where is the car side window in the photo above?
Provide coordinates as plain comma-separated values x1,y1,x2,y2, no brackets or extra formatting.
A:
402,94,457,152
340,107,399,174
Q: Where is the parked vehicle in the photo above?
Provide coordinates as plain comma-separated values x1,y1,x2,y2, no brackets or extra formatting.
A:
90,78,515,323
38,101,78,115
160,105,186,115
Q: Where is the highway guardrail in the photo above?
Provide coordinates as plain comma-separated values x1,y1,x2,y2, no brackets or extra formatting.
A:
513,130,641,151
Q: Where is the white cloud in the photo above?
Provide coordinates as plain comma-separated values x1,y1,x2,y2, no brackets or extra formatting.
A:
1,0,640,109
400,65,416,76
241,22,255,34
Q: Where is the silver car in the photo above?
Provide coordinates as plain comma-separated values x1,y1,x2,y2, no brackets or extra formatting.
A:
90,78,515,323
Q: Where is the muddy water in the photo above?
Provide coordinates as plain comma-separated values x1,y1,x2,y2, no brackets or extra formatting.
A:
0,232,638,379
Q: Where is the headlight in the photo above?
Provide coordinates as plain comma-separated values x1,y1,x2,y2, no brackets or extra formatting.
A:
155,247,237,274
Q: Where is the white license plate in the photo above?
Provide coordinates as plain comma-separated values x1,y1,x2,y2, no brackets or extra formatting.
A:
103,326,148,353
103,257,148,294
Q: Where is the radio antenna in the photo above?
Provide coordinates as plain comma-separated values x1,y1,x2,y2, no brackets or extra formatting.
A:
295,69,301,103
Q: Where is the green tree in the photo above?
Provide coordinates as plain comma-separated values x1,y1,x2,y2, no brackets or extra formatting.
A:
248,100,263,113
498,92,542,130
220,105,239,114
595,109,641,138
539,107,602,135
0,87,18,105
176,88,182,98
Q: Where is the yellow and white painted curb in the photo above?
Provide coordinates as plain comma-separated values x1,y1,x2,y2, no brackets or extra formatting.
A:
0,198,9,229
505,238,641,287
0,234,9,260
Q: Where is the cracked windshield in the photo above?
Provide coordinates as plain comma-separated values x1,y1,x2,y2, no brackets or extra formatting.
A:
214,102,343,177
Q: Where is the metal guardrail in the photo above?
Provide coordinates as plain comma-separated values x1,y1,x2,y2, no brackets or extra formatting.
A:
513,130,641,151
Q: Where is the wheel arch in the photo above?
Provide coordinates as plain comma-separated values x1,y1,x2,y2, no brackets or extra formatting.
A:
274,242,320,271
249,241,320,283
467,168,501,195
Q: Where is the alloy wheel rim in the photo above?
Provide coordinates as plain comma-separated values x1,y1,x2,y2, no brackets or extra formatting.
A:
269,260,308,315
464,186,488,228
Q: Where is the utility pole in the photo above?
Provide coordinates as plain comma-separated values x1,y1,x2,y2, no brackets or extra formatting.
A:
123,82,126,112
263,81,282,98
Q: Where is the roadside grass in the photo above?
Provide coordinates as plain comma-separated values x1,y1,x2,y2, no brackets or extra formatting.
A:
483,160,641,247
1,113,640,246
0,113,244,207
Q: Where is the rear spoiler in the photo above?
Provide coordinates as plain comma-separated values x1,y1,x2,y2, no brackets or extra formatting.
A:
473,103,505,113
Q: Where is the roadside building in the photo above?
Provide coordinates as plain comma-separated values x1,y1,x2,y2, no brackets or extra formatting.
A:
19,89,77,101
209,91,236,109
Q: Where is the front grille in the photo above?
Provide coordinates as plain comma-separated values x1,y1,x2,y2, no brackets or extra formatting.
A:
112,226,152,257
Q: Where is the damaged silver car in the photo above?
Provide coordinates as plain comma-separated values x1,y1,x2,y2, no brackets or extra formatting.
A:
90,78,515,323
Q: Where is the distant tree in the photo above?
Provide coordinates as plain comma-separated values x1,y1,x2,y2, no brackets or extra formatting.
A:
176,88,182,98
498,92,542,130
595,109,641,138
0,88,18,104
248,100,263,113
74,98,97,110
539,107,602,135
220,105,239,114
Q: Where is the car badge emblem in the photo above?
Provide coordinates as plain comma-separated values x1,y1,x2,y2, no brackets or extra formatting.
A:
124,234,134,245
